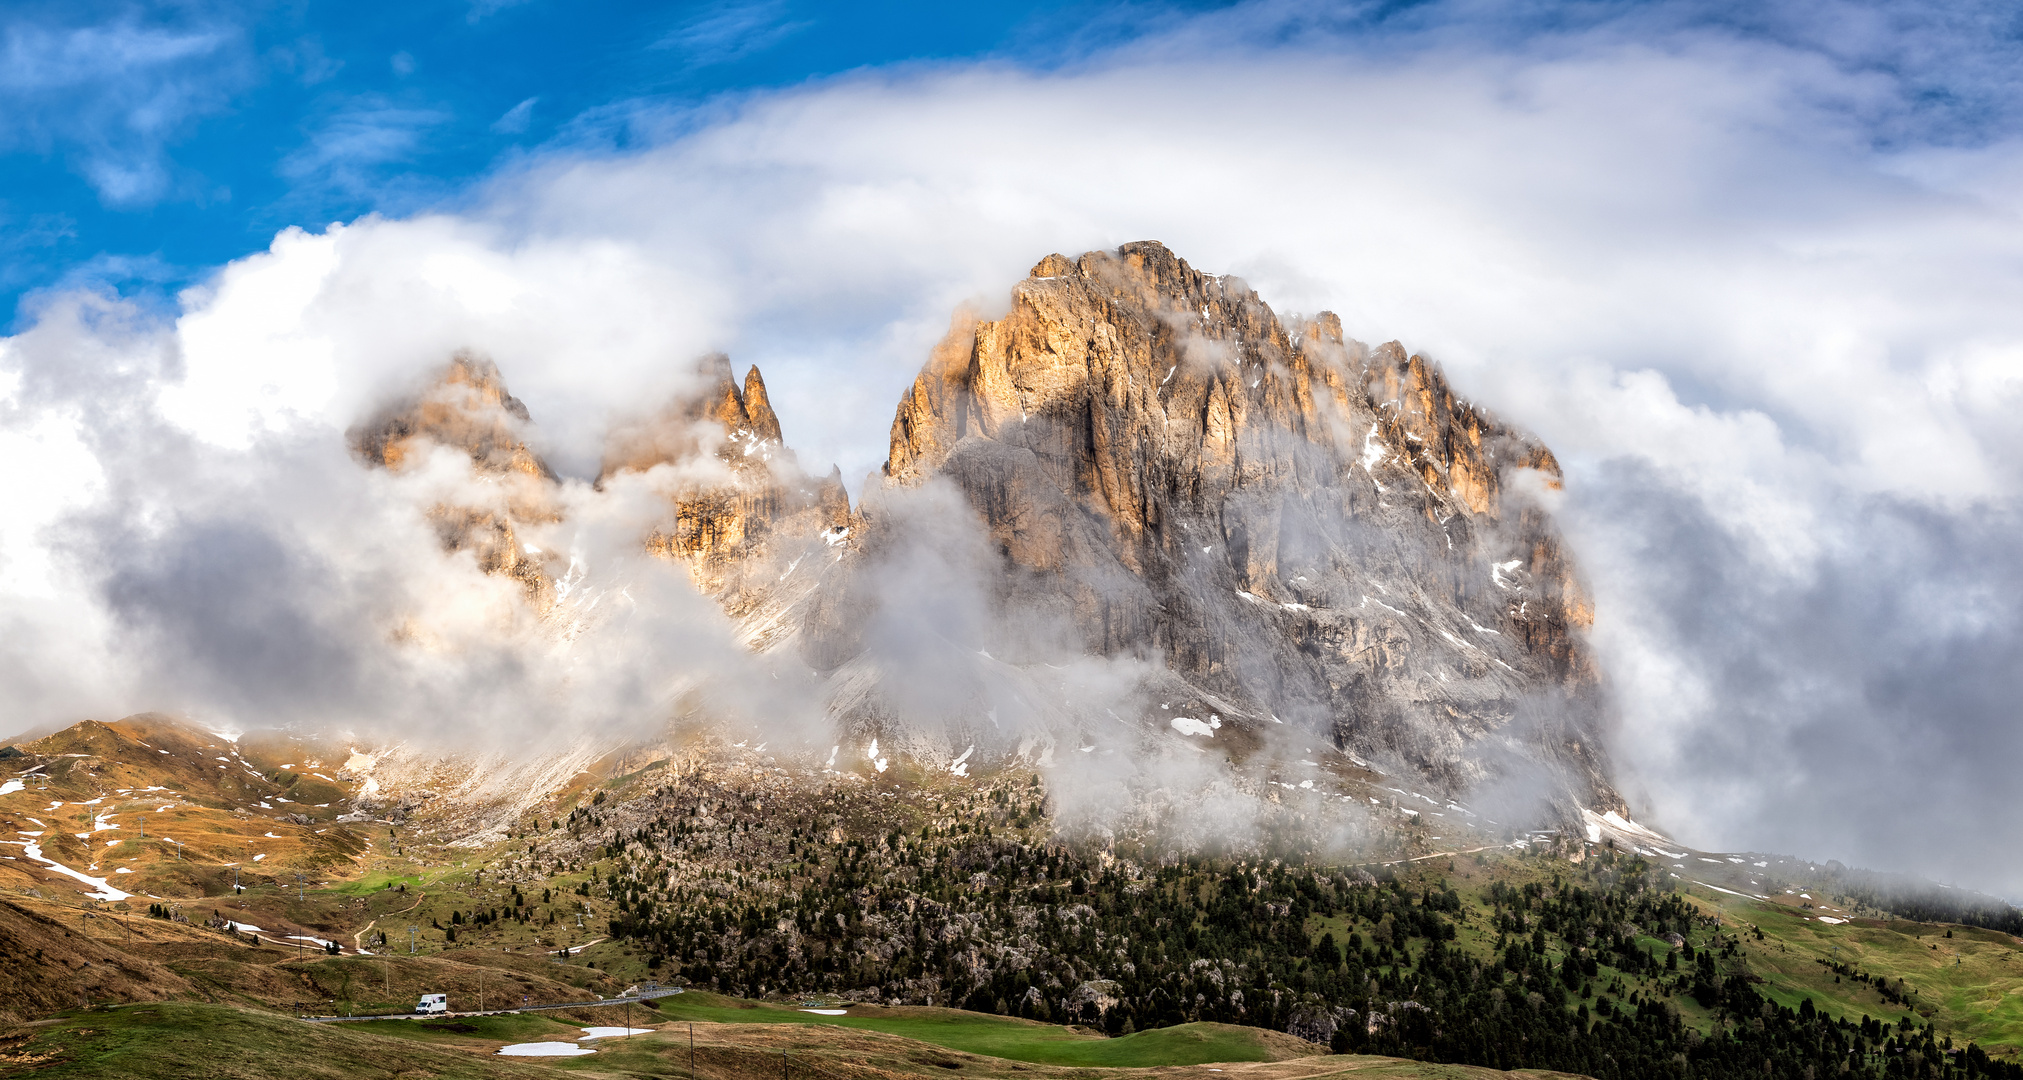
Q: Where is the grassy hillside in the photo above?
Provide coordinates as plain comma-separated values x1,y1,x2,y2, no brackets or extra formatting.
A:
623,990,1310,1065
6,715,2023,1079
0,1000,1591,1079
1677,888,2023,1052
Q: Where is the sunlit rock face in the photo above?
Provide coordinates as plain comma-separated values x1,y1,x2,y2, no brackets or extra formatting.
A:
341,244,1619,818
351,352,561,611
877,242,1618,812
602,353,853,648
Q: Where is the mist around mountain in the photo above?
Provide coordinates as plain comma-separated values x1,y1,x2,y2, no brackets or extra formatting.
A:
0,246,2020,1080
306,242,1623,853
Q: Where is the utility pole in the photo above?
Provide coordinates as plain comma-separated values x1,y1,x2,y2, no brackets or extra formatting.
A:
409,925,418,954
690,1023,695,1079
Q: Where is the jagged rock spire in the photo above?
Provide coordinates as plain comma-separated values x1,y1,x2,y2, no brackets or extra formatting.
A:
351,352,559,610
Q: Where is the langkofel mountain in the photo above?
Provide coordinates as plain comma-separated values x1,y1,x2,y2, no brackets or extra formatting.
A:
359,241,1619,821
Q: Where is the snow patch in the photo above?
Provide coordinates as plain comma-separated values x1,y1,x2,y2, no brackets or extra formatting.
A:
6,840,131,900
498,1043,595,1057
1361,595,1407,619
1690,880,1769,901
1170,716,1221,737
1359,424,1386,471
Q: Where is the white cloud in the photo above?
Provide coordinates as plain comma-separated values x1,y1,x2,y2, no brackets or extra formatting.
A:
279,102,451,195
652,1,810,66
492,96,537,135
468,0,539,24
162,226,344,448
8,2,2023,888
0,16,244,205
159,215,729,470
0,370,102,598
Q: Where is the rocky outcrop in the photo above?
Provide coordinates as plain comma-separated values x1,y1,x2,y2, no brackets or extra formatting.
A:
606,354,853,643
345,245,1619,818
874,242,1617,812
351,352,559,608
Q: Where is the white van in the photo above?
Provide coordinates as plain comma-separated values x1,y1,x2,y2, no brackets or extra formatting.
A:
416,993,448,1015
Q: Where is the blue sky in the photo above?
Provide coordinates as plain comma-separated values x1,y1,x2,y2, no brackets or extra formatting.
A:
1,0,1241,325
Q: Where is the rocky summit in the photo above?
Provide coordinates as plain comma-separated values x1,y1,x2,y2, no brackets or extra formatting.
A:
350,241,1619,823
872,243,1615,816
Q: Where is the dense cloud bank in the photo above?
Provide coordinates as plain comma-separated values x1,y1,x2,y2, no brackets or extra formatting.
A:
4,2,2022,890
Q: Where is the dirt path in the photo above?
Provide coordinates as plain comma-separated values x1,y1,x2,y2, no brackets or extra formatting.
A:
351,889,427,952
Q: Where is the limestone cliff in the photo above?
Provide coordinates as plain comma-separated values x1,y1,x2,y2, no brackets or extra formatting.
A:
874,242,1617,812
605,354,852,648
344,246,1619,819
351,353,558,609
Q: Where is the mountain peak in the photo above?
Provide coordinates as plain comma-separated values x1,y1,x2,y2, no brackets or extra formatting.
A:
351,351,552,481
873,241,1615,813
